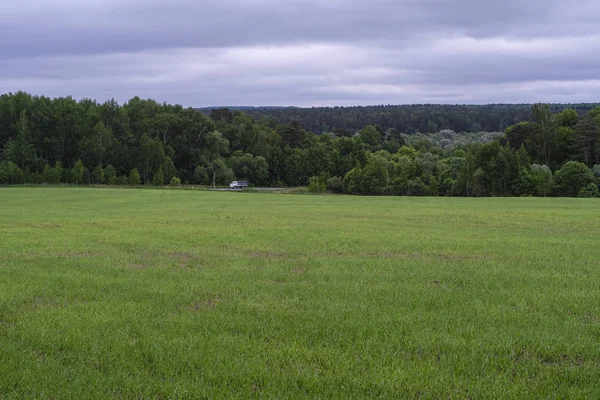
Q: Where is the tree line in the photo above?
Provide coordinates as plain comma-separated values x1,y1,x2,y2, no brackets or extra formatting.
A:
1,92,599,197
233,103,600,134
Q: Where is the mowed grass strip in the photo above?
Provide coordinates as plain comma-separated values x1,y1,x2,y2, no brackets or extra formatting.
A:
0,188,599,399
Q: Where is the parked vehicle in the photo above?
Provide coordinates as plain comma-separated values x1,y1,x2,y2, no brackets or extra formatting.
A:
229,181,249,189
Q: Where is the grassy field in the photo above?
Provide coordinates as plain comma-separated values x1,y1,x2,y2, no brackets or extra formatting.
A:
0,188,599,399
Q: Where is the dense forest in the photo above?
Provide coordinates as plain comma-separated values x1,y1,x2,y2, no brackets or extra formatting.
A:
1,92,600,198
231,104,600,134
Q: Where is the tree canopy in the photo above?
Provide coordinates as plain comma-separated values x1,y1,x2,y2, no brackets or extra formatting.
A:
1,92,599,197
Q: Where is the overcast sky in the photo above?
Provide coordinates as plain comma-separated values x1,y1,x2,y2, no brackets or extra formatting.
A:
1,0,600,106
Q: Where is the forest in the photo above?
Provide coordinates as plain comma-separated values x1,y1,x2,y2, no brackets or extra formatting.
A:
234,103,600,134
1,91,600,198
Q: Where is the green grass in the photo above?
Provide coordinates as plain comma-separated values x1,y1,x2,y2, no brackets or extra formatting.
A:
1,188,599,399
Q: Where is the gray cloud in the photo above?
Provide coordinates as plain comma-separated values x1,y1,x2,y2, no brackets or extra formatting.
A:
1,0,599,105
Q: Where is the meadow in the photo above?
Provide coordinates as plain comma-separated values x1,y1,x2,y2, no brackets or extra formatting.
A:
0,188,599,399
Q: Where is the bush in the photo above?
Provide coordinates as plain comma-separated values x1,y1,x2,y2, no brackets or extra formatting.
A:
554,161,595,197
326,176,344,193
28,171,43,184
43,161,62,184
105,165,117,185
0,162,25,184
208,159,235,185
406,178,426,196
128,168,141,186
71,160,85,184
170,177,181,186
308,176,326,193
83,168,91,184
152,167,165,186
92,164,105,184
193,166,209,185
578,183,600,198
530,164,553,197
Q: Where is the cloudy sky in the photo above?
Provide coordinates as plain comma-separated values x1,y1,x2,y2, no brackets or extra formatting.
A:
1,0,600,106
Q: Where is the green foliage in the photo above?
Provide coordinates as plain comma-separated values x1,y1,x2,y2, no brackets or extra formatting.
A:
104,165,117,185
152,166,165,186
83,168,91,185
359,125,382,147
208,159,235,185
27,171,43,184
279,120,305,148
0,161,25,184
573,115,600,167
242,103,595,134
504,122,533,150
307,176,326,193
128,168,141,186
43,161,63,184
92,164,105,184
326,176,343,193
137,133,165,184
0,92,599,197
71,160,85,184
1,111,37,169
578,183,600,198
396,146,418,158
161,157,177,184
343,166,362,195
193,166,209,185
554,161,596,197
554,108,579,128
227,152,269,185
531,103,559,167
530,164,553,197
203,130,230,160
170,177,181,186
78,121,114,168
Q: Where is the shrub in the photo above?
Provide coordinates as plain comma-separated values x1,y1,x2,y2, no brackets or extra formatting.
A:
28,171,43,184
105,165,117,185
43,161,63,184
578,183,600,198
308,176,326,193
326,176,343,193
593,165,600,181
530,164,553,197
71,160,85,184
406,178,426,196
554,161,595,197
128,168,141,186
170,177,181,186
83,168,91,184
92,164,105,184
0,162,25,184
152,167,165,186
193,166,209,185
